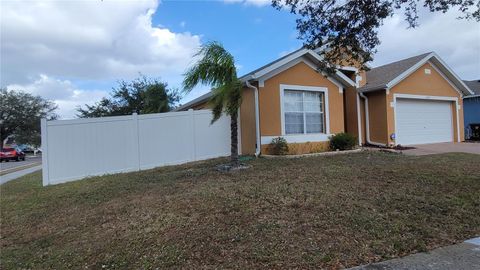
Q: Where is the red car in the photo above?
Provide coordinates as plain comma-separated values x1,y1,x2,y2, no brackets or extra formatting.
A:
0,147,26,162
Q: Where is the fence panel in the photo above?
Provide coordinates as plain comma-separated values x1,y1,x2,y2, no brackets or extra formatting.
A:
193,111,231,160
41,110,230,185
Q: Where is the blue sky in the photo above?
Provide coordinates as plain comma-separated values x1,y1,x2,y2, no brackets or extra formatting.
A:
69,1,302,99
153,0,300,76
2,0,479,118
76,1,302,91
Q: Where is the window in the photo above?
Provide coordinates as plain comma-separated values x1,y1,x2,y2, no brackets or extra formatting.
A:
284,90,324,135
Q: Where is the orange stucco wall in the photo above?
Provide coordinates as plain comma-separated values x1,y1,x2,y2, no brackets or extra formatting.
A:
343,69,368,144
359,97,367,144
258,62,345,137
387,62,464,144
180,57,465,151
240,86,257,155
344,86,359,140
366,90,389,144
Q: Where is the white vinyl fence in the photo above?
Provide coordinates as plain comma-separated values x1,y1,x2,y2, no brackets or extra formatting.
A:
41,110,231,186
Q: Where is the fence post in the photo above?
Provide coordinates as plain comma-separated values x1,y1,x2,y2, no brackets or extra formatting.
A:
132,113,141,171
41,118,49,186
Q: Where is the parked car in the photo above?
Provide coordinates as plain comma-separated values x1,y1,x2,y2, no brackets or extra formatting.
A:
0,147,26,162
17,144,35,153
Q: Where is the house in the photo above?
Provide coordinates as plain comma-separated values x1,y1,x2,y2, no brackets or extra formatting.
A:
349,52,472,146
177,49,473,155
463,80,480,139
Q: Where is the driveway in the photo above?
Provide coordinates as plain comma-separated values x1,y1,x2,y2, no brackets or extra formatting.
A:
349,237,480,270
402,142,480,156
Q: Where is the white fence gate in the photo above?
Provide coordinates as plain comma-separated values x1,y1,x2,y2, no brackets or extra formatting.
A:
41,110,231,186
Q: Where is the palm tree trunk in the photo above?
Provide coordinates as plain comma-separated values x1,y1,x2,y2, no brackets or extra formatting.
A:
230,113,239,167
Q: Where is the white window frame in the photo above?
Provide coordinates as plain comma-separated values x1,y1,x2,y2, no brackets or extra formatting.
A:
283,90,325,135
278,84,330,143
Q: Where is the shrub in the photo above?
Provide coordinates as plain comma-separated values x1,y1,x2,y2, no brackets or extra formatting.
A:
269,137,289,155
329,133,357,151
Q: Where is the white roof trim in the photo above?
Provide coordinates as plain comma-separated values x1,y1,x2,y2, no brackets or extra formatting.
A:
306,50,355,87
385,52,473,96
246,48,310,79
243,49,355,88
338,66,358,72
178,48,358,110
386,53,434,90
256,57,315,87
430,52,474,95
334,70,356,87
427,60,463,97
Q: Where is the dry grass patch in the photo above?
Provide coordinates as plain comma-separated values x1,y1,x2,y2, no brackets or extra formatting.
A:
1,152,479,269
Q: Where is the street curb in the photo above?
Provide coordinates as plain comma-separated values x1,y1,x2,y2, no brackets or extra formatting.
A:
0,165,42,185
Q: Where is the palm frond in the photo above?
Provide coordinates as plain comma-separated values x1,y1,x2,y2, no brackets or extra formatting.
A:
183,41,237,92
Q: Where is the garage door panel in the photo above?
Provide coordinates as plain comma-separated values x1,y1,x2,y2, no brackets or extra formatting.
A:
396,99,453,145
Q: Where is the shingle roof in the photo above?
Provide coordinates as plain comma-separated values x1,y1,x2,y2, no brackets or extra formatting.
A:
358,52,432,92
175,92,212,111
463,80,480,95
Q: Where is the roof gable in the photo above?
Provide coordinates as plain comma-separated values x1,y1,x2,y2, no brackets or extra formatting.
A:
359,52,473,96
176,48,357,111
359,53,431,92
240,48,356,88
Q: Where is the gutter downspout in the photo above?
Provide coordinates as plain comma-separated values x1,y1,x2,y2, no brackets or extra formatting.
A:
358,92,373,145
245,80,261,157
356,93,363,145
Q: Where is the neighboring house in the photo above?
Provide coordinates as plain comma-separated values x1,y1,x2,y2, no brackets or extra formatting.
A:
177,49,473,154
462,80,480,139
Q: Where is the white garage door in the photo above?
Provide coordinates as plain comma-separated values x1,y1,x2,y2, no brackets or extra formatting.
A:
396,98,453,145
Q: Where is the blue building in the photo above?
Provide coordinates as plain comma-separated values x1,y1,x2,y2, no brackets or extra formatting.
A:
463,80,480,140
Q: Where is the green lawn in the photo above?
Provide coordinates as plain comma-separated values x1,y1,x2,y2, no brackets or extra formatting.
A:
1,152,479,269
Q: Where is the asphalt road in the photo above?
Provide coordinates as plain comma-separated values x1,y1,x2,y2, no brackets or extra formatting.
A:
0,156,42,173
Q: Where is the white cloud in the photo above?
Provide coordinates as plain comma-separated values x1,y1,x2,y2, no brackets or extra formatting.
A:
1,0,201,84
374,10,480,80
224,0,271,7
1,0,202,118
7,75,109,120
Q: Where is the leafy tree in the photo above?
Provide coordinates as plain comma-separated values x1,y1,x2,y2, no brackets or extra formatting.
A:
272,0,480,72
77,76,181,118
183,42,242,166
0,88,58,149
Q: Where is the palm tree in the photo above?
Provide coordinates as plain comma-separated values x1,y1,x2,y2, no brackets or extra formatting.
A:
183,42,242,166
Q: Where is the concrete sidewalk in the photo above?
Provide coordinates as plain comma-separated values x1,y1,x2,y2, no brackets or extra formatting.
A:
0,165,42,185
350,237,480,270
